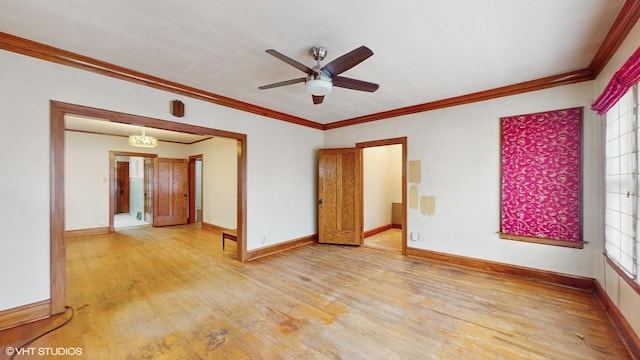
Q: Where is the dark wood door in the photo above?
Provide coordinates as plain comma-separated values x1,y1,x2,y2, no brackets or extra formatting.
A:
318,148,362,245
116,161,130,214
153,158,188,226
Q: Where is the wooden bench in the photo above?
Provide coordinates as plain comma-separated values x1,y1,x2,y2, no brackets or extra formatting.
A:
222,229,237,250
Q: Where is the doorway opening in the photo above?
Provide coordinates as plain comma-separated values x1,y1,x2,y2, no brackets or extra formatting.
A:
50,101,248,314
317,138,407,252
110,152,157,230
357,138,407,254
189,155,203,224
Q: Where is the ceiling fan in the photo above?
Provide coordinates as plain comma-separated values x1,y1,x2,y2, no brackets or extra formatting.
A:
258,45,379,104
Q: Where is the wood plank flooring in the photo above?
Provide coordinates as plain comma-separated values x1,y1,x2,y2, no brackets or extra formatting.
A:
364,228,402,252
0,224,632,359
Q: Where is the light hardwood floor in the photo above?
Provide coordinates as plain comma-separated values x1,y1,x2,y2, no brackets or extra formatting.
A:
364,228,402,252
0,224,632,359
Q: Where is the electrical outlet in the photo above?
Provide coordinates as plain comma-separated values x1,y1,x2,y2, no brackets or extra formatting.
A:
260,235,266,244
410,232,419,241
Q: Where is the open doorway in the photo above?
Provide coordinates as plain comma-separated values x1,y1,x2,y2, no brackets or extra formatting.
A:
111,152,157,230
50,101,248,314
189,155,203,224
361,144,403,252
356,138,407,254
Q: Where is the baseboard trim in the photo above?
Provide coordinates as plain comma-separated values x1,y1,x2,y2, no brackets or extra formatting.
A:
247,234,318,261
201,222,233,233
593,280,640,360
364,224,392,238
0,300,51,331
65,226,110,237
406,247,595,291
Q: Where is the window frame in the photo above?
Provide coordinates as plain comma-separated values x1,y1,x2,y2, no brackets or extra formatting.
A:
604,84,640,286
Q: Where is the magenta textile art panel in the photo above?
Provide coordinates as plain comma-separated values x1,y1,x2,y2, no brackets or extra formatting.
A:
500,107,582,242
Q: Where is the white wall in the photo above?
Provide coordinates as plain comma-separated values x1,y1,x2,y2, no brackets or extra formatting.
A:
195,160,202,211
0,49,323,311
363,145,402,230
388,145,402,203
591,21,640,339
189,137,237,229
325,81,601,278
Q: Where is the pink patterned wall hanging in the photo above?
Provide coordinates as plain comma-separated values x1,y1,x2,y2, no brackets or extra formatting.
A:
500,107,582,243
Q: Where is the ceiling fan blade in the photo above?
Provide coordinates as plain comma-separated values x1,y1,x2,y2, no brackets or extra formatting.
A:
322,46,374,77
312,95,324,105
332,76,379,92
265,49,314,74
258,77,306,90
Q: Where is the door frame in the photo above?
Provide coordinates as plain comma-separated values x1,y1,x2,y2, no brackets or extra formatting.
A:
356,137,408,255
109,151,157,232
50,100,248,315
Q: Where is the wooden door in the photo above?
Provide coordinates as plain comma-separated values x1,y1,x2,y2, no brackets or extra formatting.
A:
144,158,154,223
318,148,362,245
116,161,130,213
153,158,188,226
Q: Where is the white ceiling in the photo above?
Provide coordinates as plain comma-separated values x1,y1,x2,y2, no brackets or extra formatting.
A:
65,115,212,144
0,0,625,126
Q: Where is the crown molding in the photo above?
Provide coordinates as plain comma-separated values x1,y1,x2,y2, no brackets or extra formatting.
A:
589,0,640,77
323,70,594,130
0,32,324,130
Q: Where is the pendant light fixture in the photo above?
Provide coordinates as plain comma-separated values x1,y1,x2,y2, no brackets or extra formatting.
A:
128,128,158,148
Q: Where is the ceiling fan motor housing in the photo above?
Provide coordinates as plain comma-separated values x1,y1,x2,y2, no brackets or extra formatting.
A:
311,47,328,61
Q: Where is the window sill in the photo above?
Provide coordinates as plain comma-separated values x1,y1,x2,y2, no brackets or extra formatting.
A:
605,256,640,296
498,232,584,249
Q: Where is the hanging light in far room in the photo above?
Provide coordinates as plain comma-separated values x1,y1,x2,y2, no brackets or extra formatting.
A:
129,128,158,148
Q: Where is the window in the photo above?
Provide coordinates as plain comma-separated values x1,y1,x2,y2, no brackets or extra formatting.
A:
604,84,639,281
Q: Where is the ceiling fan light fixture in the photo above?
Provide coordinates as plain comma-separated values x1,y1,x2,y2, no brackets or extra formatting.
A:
306,79,333,96
306,69,332,96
